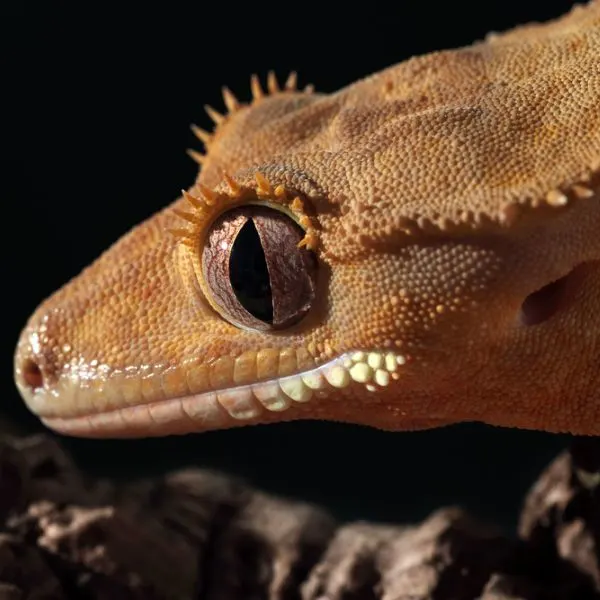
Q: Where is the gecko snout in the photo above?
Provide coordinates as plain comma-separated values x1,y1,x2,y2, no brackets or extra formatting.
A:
13,310,72,418
14,348,49,417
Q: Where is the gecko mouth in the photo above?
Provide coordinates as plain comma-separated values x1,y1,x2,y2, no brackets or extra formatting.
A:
19,350,408,438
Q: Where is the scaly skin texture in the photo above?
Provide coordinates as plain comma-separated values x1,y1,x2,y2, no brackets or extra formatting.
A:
14,1,600,437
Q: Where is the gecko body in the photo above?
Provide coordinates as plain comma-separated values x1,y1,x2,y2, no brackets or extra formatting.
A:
14,2,600,437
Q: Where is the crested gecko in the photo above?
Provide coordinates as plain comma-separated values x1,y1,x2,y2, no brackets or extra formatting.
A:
13,1,600,438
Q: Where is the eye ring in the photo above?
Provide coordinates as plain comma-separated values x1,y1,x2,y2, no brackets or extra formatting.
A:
200,205,318,331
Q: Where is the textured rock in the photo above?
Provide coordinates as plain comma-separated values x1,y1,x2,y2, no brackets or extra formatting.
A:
519,437,600,596
0,433,599,599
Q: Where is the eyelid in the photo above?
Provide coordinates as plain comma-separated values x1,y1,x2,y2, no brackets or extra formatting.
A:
169,173,320,253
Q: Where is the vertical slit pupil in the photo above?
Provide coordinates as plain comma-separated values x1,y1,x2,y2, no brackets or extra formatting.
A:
229,220,273,323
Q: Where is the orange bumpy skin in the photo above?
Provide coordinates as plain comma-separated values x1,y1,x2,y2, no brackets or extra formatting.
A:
14,2,600,437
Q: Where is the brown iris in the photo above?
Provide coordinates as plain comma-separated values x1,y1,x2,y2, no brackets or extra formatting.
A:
202,206,317,330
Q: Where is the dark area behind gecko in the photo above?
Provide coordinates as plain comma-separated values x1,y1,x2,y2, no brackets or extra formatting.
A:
2,0,578,534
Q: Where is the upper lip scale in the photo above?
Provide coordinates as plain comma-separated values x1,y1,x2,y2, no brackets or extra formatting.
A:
30,350,407,437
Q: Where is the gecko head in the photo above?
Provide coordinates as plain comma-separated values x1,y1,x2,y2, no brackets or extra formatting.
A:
13,47,600,437
13,158,600,438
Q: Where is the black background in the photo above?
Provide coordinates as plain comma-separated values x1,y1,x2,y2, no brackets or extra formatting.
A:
3,1,579,530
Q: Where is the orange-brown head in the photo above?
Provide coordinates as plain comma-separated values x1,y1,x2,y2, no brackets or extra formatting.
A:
14,2,600,437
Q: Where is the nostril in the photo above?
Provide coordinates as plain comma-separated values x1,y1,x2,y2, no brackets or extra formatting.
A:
22,359,44,390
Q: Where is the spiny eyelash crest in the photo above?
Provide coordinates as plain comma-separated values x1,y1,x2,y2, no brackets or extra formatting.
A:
179,71,600,245
168,172,320,252
169,71,320,252
187,70,314,167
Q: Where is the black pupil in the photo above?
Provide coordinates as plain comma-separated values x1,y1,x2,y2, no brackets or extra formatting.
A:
229,220,273,323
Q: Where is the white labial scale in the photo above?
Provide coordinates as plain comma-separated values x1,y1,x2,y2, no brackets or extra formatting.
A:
385,353,398,372
252,381,292,412
279,377,313,403
374,369,390,387
367,353,384,370
216,387,262,420
301,372,327,390
25,386,51,414
148,397,188,425
181,392,227,427
324,365,351,388
349,363,373,383
107,371,139,410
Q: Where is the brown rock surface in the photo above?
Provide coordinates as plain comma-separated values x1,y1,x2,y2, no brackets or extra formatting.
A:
0,434,599,599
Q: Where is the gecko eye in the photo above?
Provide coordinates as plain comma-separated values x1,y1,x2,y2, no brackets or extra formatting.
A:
201,206,317,331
